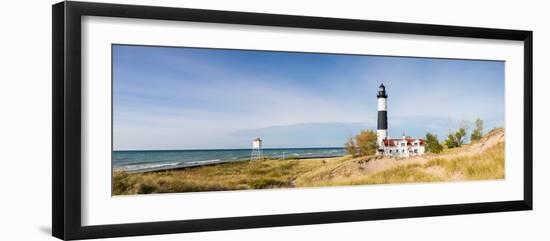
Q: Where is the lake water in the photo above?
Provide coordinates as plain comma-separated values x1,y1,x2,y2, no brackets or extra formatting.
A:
113,147,346,172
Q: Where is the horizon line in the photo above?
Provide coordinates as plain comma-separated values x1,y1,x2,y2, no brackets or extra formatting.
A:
113,146,346,152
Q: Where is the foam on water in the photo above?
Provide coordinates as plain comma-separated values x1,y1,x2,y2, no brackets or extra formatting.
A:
113,147,345,172
117,162,181,172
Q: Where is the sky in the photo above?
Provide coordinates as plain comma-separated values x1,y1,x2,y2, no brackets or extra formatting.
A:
112,45,505,150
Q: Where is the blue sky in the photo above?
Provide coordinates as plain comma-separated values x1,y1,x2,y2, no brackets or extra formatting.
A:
113,45,504,150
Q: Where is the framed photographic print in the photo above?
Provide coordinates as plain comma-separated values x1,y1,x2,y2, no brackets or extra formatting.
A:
52,1,533,240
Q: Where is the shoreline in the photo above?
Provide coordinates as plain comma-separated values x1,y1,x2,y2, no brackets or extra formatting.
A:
112,129,505,195
115,155,346,174
114,147,346,152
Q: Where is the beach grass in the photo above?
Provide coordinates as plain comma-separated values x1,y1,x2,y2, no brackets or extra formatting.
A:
112,144,503,194
112,157,352,195
306,142,504,187
424,142,505,180
113,130,505,195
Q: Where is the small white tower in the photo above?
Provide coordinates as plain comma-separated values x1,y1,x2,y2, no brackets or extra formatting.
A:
250,138,263,161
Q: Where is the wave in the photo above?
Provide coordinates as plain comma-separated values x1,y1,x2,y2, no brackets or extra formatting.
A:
119,162,181,171
187,159,221,165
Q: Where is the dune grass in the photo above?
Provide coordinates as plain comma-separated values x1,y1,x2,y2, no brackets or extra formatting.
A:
314,142,504,187
355,163,444,185
113,140,504,195
112,157,347,195
424,142,505,180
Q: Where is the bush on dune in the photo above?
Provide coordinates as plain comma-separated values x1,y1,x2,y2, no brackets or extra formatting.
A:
345,130,377,157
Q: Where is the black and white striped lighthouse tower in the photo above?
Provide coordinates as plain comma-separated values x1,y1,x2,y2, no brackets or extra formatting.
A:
377,83,388,148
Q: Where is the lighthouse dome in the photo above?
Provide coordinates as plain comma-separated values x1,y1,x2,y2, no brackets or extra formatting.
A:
377,83,388,98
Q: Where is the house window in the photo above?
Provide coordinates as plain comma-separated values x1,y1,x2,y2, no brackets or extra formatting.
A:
414,149,418,153
389,150,392,153
400,143,405,147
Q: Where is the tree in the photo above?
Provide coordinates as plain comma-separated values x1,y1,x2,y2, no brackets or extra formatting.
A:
470,118,484,142
444,127,467,148
425,133,443,154
345,130,378,157
355,130,378,156
345,137,357,157
456,127,467,146
444,133,456,148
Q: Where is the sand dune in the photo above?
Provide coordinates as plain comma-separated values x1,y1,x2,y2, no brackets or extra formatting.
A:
113,128,504,195
295,128,504,186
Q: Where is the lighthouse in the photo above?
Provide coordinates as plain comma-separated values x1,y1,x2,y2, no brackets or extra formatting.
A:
377,83,388,149
375,83,426,157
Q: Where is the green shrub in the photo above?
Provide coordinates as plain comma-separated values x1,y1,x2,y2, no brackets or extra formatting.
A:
137,183,156,194
445,127,467,148
425,133,443,153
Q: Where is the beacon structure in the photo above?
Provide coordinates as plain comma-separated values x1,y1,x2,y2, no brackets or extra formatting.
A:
376,83,425,157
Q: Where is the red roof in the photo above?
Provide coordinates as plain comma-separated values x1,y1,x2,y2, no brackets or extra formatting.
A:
382,138,425,147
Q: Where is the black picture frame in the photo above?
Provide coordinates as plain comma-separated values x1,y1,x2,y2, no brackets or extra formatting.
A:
52,1,533,240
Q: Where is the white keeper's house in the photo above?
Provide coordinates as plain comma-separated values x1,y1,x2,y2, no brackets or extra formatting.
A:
376,83,426,157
